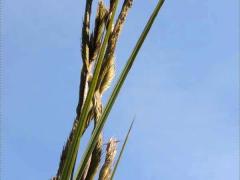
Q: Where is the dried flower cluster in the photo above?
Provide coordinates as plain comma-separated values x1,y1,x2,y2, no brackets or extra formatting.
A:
52,0,165,179
55,0,133,179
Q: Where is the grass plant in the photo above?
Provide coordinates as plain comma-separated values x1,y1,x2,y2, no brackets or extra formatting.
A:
53,1,165,179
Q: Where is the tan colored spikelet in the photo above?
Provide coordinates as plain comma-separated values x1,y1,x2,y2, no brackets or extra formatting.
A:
81,0,93,68
99,56,115,94
76,0,95,117
89,1,108,63
107,0,133,58
94,92,102,120
77,0,94,119
97,0,133,95
99,138,118,180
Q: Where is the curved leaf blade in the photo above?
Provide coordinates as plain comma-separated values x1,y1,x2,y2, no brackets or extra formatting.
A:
110,119,135,180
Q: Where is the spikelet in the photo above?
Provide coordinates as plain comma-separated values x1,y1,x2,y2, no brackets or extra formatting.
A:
99,56,115,94
97,0,133,95
99,138,118,180
89,1,108,63
76,0,94,117
81,0,93,69
107,0,133,58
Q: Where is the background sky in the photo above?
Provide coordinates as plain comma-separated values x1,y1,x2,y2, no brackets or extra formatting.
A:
2,0,239,179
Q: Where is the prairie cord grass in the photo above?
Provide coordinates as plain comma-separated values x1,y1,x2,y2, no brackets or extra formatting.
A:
53,0,165,179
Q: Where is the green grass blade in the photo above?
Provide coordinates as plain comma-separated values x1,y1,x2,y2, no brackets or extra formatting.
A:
74,1,165,179
60,1,120,179
110,119,134,180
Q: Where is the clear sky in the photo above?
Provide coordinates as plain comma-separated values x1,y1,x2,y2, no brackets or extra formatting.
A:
2,0,239,179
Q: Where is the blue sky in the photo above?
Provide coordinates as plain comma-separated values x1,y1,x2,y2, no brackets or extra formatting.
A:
2,0,239,179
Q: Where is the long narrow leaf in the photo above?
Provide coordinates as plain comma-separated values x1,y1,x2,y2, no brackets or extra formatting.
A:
60,1,120,179
74,1,165,179
110,119,134,180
